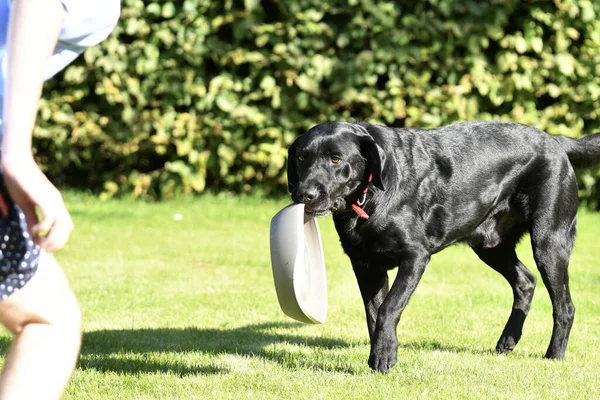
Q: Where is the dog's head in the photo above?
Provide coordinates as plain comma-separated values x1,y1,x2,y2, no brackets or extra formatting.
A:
287,122,385,218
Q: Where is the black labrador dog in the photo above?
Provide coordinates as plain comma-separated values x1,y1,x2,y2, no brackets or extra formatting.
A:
287,120,600,373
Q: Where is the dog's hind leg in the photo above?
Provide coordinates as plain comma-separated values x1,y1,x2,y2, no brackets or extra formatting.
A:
526,158,578,359
472,237,536,354
529,219,577,359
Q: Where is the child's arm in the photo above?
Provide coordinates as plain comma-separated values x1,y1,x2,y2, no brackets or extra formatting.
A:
1,0,73,252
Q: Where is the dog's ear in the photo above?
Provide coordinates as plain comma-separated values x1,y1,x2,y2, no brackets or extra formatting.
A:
359,135,385,191
287,139,300,193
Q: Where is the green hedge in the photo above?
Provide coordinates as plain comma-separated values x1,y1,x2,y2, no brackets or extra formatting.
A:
36,0,600,204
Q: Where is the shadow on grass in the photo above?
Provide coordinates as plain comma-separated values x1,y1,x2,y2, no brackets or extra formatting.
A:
0,323,539,377
75,321,355,376
398,340,495,356
397,339,545,360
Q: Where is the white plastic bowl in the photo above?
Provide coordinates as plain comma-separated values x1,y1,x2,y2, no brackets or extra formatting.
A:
270,203,327,324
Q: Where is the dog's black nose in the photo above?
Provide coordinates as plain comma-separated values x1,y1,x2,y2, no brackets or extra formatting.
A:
298,187,319,203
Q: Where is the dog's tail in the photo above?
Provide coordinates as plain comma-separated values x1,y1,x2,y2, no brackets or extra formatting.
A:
555,133,600,168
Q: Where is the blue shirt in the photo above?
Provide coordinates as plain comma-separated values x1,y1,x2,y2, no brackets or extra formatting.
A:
0,0,120,127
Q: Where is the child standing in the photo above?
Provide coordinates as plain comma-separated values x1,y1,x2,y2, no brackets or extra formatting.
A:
0,0,120,397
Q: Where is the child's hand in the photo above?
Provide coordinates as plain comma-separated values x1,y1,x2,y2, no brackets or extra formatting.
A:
1,157,73,252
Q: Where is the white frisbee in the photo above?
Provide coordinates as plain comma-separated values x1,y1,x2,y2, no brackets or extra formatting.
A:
269,203,327,324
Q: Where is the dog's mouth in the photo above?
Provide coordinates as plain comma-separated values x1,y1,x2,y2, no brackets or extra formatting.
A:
304,207,332,218
303,199,346,218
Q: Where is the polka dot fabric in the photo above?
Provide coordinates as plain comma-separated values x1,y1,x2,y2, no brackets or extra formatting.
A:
0,179,40,301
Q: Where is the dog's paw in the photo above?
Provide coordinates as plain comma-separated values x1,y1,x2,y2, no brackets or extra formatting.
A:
544,348,565,360
368,337,398,373
496,335,518,354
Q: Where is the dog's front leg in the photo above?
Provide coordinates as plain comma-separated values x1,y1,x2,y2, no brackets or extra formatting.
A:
370,251,430,373
352,261,389,342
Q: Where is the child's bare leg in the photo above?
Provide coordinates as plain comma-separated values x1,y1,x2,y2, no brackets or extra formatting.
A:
0,252,81,400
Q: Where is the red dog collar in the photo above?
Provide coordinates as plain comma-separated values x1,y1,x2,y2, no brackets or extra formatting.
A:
352,174,372,220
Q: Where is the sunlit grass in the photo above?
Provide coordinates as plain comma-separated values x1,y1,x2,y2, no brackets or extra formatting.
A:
1,192,599,399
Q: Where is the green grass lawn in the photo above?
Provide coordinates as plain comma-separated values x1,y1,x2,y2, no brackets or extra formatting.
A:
2,192,600,399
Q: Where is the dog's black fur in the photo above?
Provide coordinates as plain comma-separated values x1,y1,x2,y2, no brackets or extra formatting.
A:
287,120,600,373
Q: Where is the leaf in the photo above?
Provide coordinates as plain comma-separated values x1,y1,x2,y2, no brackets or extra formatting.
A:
146,3,161,16
244,0,260,12
215,93,238,113
296,74,319,94
556,53,575,76
515,36,527,54
162,2,176,19
530,37,543,53
260,76,276,93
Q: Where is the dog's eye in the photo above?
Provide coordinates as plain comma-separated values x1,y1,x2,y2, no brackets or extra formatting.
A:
298,155,305,162
331,156,341,164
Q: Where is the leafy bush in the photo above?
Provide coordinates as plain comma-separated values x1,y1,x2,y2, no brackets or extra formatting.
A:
36,0,600,204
